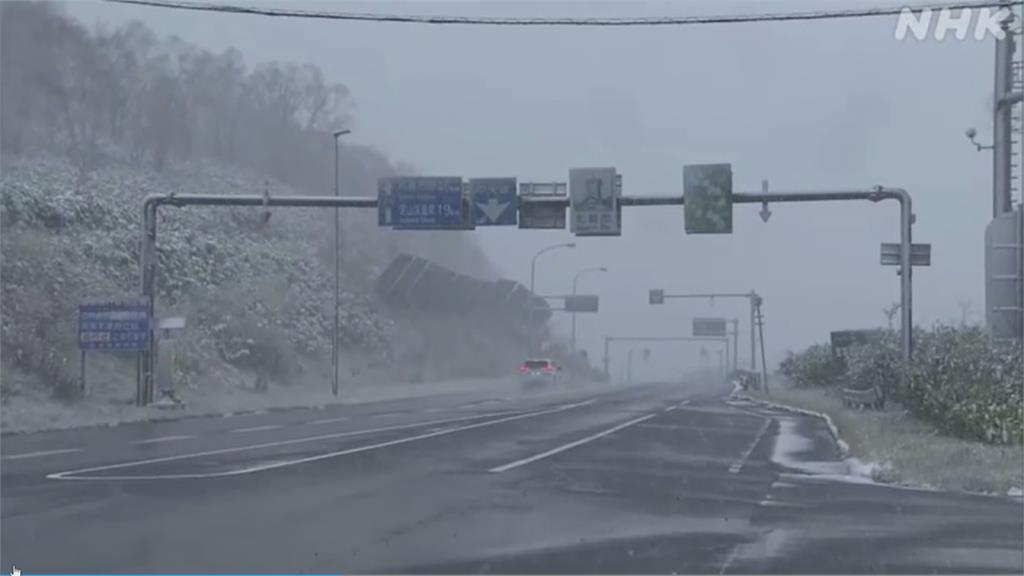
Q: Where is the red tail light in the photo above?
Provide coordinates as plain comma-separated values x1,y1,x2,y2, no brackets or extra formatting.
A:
519,365,530,373
542,366,554,374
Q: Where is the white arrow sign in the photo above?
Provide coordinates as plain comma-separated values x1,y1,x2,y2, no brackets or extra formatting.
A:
476,198,510,223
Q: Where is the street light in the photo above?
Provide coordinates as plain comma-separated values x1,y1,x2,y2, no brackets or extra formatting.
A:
528,242,575,356
331,128,351,397
571,266,608,357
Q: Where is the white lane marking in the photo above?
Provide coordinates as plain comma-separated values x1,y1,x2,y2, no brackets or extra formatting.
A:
729,418,772,473
3,448,83,461
46,412,509,480
132,435,194,445
664,406,676,413
308,417,350,425
48,399,598,481
677,400,691,408
230,425,282,434
488,412,658,473
422,408,449,414
369,412,403,419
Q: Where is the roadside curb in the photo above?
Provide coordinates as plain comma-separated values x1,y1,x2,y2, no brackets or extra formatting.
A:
729,390,1024,502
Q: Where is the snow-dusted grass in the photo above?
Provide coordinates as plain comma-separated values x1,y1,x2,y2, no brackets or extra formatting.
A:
750,382,1023,496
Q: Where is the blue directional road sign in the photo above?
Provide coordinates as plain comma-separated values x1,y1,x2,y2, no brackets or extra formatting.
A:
79,298,151,351
382,177,465,230
470,178,517,226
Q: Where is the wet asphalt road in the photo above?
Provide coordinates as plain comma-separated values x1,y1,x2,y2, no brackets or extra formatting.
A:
2,379,1021,574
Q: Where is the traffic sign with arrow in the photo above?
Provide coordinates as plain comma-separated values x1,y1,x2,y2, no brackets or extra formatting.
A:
470,178,517,226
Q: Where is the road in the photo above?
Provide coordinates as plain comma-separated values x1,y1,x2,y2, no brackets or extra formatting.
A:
2,378,1021,574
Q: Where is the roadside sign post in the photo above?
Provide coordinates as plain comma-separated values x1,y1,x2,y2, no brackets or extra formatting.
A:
79,298,151,399
881,242,931,266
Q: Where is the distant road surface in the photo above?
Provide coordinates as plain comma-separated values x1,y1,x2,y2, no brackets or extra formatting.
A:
2,378,1021,574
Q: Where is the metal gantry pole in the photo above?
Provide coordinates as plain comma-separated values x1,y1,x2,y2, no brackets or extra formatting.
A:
749,294,757,372
993,12,1017,218
331,129,350,398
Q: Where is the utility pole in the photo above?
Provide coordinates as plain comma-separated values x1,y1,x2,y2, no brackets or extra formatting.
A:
755,297,769,394
331,129,351,397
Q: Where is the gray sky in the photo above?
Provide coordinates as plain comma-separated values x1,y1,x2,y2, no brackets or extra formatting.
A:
66,0,1014,379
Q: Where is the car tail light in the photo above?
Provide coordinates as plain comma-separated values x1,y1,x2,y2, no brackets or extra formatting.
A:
542,365,554,374
519,365,530,374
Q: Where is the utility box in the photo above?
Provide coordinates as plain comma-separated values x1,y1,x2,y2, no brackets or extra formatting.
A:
985,207,1023,345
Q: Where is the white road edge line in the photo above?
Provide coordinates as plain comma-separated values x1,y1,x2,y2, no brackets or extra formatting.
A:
3,448,83,461
47,398,598,481
230,425,282,434
488,412,657,473
677,400,691,408
729,418,771,473
664,406,676,412
132,435,195,445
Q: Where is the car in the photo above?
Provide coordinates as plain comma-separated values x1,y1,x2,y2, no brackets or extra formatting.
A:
519,358,562,390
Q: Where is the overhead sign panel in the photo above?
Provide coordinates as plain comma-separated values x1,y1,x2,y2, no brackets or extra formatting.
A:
649,289,665,305
519,184,567,229
565,294,599,313
693,317,728,338
379,177,466,230
570,167,621,236
471,178,518,226
684,163,733,234
880,243,931,266
79,298,151,351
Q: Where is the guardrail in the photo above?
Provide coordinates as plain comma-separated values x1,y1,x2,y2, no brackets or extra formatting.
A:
842,386,885,410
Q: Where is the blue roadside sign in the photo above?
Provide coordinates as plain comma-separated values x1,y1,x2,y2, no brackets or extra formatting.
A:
380,177,465,230
470,178,518,226
78,298,151,351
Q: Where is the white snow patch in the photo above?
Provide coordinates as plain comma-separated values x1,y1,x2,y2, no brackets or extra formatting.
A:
1008,486,1023,499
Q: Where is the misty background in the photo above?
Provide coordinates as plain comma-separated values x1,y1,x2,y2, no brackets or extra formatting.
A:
63,0,1001,382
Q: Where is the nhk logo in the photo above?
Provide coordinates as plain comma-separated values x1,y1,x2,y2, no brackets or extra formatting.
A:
894,7,1013,41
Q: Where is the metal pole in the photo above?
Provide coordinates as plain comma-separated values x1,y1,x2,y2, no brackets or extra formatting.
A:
756,303,769,394
333,136,340,397
603,337,610,379
627,349,633,385
993,12,1015,217
749,293,756,371
731,318,739,372
331,129,350,397
529,255,537,356
571,273,579,357
80,350,86,396
898,191,914,361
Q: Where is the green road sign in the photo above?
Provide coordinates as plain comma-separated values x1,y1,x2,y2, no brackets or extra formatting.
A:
684,164,733,234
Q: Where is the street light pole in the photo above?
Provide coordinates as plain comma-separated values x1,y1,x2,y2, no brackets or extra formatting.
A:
528,242,575,356
331,129,351,397
571,266,607,357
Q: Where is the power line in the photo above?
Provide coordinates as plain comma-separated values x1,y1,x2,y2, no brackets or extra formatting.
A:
105,0,1020,26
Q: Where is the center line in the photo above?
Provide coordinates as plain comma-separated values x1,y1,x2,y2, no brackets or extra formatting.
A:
230,425,282,434
3,448,82,461
308,417,350,425
133,435,194,445
729,418,771,473
489,413,657,473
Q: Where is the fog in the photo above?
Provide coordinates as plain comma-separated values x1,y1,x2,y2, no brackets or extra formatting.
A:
66,0,1000,381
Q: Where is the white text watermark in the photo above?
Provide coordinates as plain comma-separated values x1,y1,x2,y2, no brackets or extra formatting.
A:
894,8,1012,41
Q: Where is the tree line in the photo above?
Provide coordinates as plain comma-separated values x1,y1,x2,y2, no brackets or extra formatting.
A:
1,1,353,194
